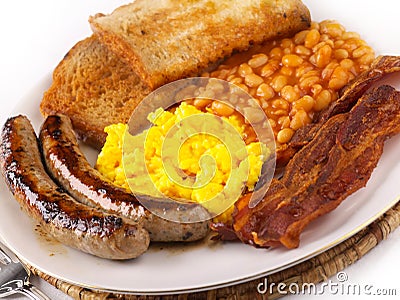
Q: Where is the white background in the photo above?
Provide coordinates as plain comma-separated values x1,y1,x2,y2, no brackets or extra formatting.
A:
0,1,399,299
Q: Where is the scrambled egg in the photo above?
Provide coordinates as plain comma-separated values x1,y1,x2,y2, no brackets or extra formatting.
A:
96,102,270,222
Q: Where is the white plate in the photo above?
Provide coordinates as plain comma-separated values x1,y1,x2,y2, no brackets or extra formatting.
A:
0,0,400,295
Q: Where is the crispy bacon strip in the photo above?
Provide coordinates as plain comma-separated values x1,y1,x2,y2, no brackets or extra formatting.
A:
277,55,400,167
231,85,400,248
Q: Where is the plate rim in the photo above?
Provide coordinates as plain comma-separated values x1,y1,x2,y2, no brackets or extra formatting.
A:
3,195,398,295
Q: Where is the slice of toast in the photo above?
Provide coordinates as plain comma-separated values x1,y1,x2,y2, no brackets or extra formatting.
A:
90,0,311,89
40,35,152,149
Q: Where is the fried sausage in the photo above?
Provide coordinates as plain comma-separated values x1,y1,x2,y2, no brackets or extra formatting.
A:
0,115,150,259
39,114,211,242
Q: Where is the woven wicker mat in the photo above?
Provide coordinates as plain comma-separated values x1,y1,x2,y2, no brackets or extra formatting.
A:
29,200,400,300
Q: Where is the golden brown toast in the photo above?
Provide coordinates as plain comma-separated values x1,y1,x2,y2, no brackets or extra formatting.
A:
40,35,152,149
90,0,311,89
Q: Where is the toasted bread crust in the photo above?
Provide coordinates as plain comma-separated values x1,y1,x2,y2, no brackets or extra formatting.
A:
90,0,311,89
40,35,151,148
41,1,311,147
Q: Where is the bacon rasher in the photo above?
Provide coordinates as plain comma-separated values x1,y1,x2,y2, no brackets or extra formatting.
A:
213,56,400,248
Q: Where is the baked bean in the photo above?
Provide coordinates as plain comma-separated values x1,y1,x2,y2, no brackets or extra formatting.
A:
342,32,360,40
320,34,331,42
310,21,320,30
294,30,309,45
290,110,311,130
341,38,361,53
352,45,373,58
339,58,354,70
305,29,320,48
273,109,288,116
334,40,345,49
234,83,249,93
203,20,375,145
244,73,264,87
322,22,345,38
200,89,215,99
329,66,349,90
334,49,349,60
260,60,280,77
257,83,275,100
238,63,253,77
315,44,333,68
271,99,289,110
207,79,225,92
281,38,294,49
295,63,314,78
229,77,243,85
211,68,229,79
281,85,300,102
270,75,288,92
211,101,235,117
283,48,292,55
312,40,334,54
278,116,290,128
295,45,311,56
270,47,283,59
227,66,238,76
248,54,269,68
243,107,265,123
321,61,339,80
292,95,315,113
226,74,235,82
301,70,320,78
299,75,320,91
193,98,212,109
277,128,295,144
280,66,294,76
311,84,323,97
314,90,332,111
358,53,375,66
282,54,304,67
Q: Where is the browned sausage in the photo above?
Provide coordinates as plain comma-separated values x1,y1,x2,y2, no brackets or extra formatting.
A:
39,114,211,242
0,115,150,259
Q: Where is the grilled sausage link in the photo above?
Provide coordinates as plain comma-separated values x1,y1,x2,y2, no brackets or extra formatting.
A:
39,114,210,242
0,115,150,259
